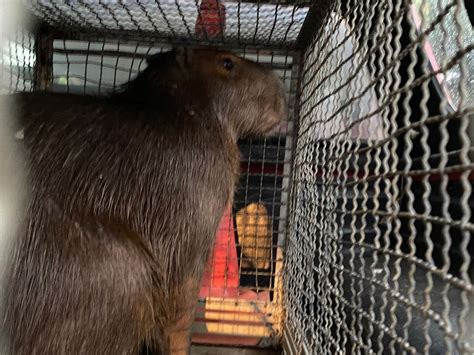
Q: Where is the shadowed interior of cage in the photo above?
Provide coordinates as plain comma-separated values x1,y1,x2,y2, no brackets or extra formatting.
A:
284,1,473,354
1,34,297,346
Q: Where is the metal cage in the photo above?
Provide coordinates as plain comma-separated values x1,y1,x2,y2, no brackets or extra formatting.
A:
1,0,473,353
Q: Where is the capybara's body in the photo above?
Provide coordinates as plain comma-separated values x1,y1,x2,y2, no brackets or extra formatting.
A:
1,48,287,355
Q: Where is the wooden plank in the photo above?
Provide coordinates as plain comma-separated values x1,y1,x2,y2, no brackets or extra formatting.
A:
192,318,274,338
195,309,276,324
191,344,278,355
192,333,264,348
197,298,272,314
192,297,277,346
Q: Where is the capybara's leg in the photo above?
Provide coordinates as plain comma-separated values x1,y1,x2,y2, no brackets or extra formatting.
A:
3,204,156,355
142,274,202,355
167,277,201,355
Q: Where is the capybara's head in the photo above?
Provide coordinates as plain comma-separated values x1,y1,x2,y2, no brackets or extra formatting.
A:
123,47,288,139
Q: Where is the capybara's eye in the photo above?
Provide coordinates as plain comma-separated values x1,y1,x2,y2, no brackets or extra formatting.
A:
223,58,234,70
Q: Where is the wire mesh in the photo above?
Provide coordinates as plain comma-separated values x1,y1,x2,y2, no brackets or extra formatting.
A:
26,0,310,48
284,0,473,354
0,30,35,94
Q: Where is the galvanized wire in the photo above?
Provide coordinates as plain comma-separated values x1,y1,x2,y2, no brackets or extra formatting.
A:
0,31,34,94
26,0,309,48
285,0,473,354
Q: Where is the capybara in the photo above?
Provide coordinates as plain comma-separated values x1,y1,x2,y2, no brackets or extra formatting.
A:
1,47,287,355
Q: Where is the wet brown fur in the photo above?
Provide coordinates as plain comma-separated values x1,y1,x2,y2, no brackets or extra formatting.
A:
1,48,287,355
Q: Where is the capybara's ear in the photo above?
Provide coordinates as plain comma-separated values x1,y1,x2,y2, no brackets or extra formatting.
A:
174,46,194,69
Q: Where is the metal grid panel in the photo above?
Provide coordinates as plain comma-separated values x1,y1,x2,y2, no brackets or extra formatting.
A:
26,0,310,48
285,0,473,354
0,31,35,93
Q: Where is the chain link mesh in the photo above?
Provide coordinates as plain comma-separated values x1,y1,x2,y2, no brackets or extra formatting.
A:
285,0,473,353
